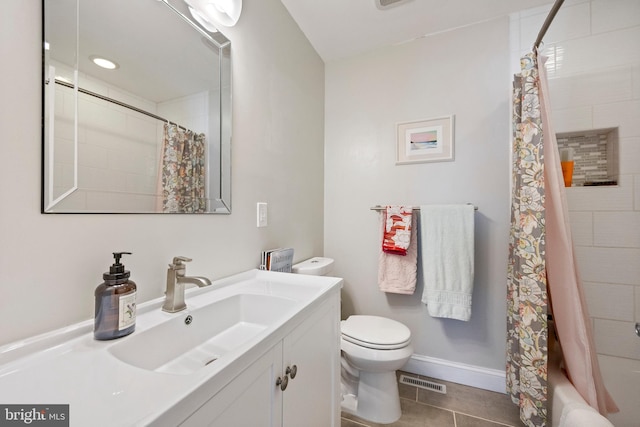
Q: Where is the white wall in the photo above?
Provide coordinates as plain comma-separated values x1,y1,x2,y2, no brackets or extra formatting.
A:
511,1,640,425
325,17,512,379
0,0,324,347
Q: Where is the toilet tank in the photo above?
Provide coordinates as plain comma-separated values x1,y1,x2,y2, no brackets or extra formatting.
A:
292,257,334,276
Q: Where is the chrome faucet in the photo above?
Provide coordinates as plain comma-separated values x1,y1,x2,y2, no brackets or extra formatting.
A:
162,256,212,313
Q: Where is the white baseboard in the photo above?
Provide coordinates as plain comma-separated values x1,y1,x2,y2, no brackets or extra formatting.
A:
403,354,506,394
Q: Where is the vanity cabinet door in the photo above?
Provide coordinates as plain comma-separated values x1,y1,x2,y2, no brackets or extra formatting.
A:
180,343,283,427
178,292,340,427
281,298,341,427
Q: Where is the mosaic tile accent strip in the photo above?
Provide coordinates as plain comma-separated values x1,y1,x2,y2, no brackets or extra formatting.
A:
556,128,618,187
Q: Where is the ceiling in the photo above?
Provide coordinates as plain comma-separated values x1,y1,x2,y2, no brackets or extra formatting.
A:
47,0,226,103
279,0,554,62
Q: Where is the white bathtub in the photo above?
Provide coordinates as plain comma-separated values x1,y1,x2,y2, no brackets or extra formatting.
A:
548,352,613,427
597,354,640,427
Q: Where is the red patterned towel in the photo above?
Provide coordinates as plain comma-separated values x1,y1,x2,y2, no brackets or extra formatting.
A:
382,206,413,256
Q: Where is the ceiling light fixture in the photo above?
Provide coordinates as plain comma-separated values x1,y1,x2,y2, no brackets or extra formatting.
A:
188,6,219,32
375,0,413,10
184,0,242,28
90,55,119,70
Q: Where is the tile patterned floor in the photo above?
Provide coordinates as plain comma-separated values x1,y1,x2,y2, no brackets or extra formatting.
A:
341,372,524,427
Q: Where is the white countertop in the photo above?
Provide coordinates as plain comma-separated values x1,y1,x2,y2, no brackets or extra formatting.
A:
0,269,342,426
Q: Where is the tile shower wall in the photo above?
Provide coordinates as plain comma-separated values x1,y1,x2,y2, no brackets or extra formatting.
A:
50,63,160,211
511,1,640,425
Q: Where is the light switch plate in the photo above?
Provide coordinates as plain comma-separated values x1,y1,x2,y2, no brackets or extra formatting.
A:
257,203,268,227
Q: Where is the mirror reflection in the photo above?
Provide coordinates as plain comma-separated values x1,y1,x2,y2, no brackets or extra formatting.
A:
43,0,231,213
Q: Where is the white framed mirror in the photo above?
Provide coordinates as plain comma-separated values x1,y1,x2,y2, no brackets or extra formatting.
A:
42,0,231,213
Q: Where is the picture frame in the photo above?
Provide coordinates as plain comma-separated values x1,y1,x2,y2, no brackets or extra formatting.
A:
396,115,454,165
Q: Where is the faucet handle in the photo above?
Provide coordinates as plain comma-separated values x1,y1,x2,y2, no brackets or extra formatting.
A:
171,256,192,268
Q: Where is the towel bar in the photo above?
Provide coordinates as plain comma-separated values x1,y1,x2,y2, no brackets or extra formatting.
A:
370,204,478,211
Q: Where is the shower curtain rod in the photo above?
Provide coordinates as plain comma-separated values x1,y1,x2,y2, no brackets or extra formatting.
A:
49,78,188,132
533,0,565,50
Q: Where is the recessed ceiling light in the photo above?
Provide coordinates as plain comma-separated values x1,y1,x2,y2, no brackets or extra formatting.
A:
90,55,119,70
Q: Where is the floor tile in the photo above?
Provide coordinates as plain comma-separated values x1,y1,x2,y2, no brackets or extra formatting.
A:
343,372,525,427
341,417,369,427
342,399,455,427
455,413,518,427
415,376,522,426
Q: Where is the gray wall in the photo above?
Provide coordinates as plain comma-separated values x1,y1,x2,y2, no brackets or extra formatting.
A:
0,0,325,346
324,17,512,372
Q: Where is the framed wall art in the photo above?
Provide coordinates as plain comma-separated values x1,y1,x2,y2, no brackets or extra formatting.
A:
396,115,454,165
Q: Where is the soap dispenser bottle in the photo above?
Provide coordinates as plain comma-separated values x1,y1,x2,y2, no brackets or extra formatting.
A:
94,252,137,340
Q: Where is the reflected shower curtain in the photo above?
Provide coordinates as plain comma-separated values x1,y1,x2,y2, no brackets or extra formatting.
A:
507,52,549,427
507,52,618,427
159,123,206,213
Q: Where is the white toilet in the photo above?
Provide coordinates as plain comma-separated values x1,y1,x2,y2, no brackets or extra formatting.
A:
292,257,414,424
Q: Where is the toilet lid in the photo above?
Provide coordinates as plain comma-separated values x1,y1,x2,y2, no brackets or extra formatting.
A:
341,315,411,350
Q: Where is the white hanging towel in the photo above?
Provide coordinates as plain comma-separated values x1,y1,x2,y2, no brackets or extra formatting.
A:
420,204,475,321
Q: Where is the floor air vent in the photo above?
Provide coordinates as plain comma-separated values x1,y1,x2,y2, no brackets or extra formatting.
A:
399,375,447,394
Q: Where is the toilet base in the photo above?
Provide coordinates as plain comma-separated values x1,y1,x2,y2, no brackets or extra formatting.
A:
341,393,358,415
340,370,402,424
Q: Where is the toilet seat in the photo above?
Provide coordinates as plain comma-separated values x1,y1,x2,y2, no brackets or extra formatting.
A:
341,315,411,350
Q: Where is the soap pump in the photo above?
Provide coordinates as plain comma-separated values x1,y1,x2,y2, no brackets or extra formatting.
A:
94,252,137,340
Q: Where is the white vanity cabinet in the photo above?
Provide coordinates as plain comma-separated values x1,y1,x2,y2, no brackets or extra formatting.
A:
0,270,343,427
179,295,340,427
281,297,340,427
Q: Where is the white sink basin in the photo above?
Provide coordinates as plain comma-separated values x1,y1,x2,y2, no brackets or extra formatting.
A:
108,293,295,375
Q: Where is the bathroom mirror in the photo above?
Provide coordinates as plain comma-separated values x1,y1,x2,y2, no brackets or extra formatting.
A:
42,0,231,213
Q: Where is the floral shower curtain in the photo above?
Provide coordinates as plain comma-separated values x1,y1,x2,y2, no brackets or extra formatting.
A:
507,52,549,427
507,52,618,427
159,123,206,213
